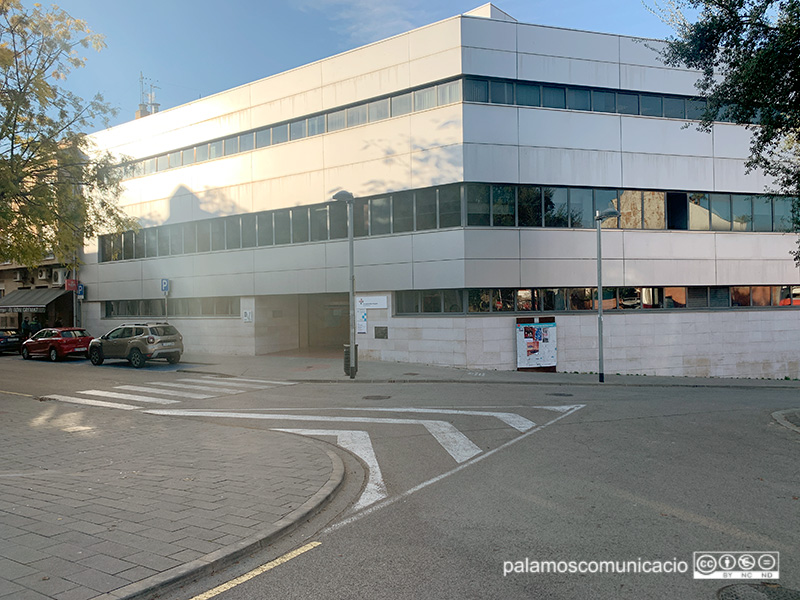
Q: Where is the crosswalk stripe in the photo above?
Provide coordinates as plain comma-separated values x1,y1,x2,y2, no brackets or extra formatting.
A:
332,407,535,432
78,390,180,405
40,395,141,410
145,382,244,394
114,385,216,400
201,376,296,386
178,378,271,390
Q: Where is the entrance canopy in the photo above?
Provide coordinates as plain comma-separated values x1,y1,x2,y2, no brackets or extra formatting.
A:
0,288,69,313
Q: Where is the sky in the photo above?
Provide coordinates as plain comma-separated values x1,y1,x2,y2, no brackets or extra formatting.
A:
20,0,686,130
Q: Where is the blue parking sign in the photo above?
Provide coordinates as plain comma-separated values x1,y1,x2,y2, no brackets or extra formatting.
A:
161,278,170,295
76,284,85,300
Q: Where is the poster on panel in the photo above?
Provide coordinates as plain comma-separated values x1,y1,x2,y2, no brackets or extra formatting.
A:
515,322,557,368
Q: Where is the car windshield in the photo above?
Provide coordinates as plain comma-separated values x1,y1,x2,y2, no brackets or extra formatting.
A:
150,326,178,336
1,329,18,336
72,329,91,337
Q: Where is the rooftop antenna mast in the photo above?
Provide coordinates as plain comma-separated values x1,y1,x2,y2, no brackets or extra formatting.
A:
135,72,161,119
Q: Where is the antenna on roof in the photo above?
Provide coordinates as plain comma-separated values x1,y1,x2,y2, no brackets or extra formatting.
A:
135,72,161,119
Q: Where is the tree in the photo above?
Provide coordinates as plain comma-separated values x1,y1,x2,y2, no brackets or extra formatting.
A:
655,0,800,261
0,0,135,268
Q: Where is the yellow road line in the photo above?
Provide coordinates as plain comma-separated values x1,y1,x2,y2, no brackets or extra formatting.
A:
0,389,33,398
190,541,321,600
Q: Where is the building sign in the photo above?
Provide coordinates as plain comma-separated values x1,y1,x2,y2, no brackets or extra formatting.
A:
76,284,85,300
357,308,367,334
356,295,387,309
65,279,78,291
515,322,557,368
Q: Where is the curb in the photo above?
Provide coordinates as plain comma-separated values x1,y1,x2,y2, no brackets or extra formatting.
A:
109,445,346,600
772,409,800,435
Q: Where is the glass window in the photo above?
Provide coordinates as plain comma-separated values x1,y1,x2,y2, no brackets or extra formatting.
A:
241,214,257,248
731,286,751,307
144,157,157,174
640,94,662,117
329,201,347,239
182,148,195,165
773,197,793,232
709,286,730,307
643,192,666,229
490,81,513,105
370,197,391,235
274,210,291,244
686,98,706,120
168,151,181,169
311,206,328,241
731,194,752,231
257,213,274,246
368,99,390,122
157,226,170,256
468,289,491,312
664,287,687,308
542,86,566,109
569,188,594,228
391,93,413,116
544,188,569,227
123,231,134,260
463,79,489,103
239,132,255,152
752,196,772,231
308,115,325,136
569,288,594,310
392,191,414,233
169,224,182,255
596,189,620,228
225,216,241,249
157,154,168,171
414,87,437,111
209,140,223,159
443,290,463,312
687,287,708,308
594,288,618,310
422,290,442,313
567,88,591,111
438,184,462,228
291,207,310,243
197,221,211,252
272,124,288,144
617,93,639,115
516,289,538,311
466,184,490,226
182,222,196,254
516,83,540,107
492,185,515,227
751,286,770,306
415,188,437,231
619,191,643,229
354,199,369,238
223,135,238,156
710,194,732,230
688,193,710,230
134,230,146,258
396,291,420,314
492,289,515,311
518,186,542,227
328,110,346,131
667,192,688,230
592,90,616,113
642,287,662,309
346,105,368,127
777,285,800,306
619,287,642,309
437,81,461,105
663,96,685,119
211,219,225,251
542,289,567,311
146,228,158,257
290,119,307,140
255,128,271,148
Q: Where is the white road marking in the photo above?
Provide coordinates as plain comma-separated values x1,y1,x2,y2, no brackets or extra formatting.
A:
200,376,297,386
40,395,141,411
78,390,180,405
144,410,482,463
145,382,245,394
532,405,584,413
178,378,272,390
114,385,216,400
329,407,535,432
273,429,387,511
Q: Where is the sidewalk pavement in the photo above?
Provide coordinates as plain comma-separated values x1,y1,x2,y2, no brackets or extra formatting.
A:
3,351,799,600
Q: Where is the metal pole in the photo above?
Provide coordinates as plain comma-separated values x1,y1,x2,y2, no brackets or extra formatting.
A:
596,211,605,383
348,199,356,379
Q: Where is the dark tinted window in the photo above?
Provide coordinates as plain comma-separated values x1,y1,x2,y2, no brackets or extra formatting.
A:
150,325,179,336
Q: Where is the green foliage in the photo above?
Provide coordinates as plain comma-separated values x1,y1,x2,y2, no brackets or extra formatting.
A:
0,0,136,268
657,0,800,262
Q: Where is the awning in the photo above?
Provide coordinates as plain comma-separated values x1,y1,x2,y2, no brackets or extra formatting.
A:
0,288,69,313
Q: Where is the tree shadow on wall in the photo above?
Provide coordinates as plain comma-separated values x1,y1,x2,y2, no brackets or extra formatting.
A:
136,185,242,227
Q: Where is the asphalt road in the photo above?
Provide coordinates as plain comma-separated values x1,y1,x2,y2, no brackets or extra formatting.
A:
2,353,799,599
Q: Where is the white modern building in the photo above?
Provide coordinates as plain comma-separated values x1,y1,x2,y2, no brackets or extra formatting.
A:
80,3,800,378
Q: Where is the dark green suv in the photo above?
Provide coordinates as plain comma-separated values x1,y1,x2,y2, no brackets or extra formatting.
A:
89,322,183,368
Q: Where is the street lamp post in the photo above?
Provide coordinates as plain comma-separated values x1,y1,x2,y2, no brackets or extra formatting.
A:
333,190,357,379
595,207,621,383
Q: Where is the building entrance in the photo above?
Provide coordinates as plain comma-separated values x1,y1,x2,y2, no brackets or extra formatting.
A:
306,293,349,348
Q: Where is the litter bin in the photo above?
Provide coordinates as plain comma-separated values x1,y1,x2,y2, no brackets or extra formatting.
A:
343,343,358,377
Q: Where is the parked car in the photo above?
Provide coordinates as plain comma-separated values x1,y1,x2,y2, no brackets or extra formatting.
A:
21,328,94,362
0,328,22,354
89,322,183,368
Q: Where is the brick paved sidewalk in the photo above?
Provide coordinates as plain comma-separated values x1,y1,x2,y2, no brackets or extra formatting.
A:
0,396,342,600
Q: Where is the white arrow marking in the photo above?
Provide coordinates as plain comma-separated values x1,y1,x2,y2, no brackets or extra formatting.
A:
78,390,180,405
114,385,216,400
273,429,387,511
145,382,245,394
144,411,481,463
328,408,535,432
40,395,141,410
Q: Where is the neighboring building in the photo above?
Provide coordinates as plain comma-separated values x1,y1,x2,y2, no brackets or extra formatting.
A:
0,261,76,330
85,3,800,378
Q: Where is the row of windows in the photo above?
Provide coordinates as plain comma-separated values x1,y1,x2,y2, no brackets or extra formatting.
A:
123,80,462,179
103,297,241,319
98,184,796,262
396,286,800,314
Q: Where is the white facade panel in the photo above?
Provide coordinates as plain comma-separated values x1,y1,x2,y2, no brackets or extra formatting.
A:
518,108,621,152
619,36,666,68
462,104,518,145
517,24,620,63
461,15,517,52
464,230,521,259
408,17,462,61
464,259,520,287
462,47,517,79
622,152,714,190
463,143,519,183
412,230,466,262
713,125,754,160
621,117,713,157
517,54,620,89
713,158,773,193
520,259,598,287
412,259,466,289
619,64,700,96
519,147,623,187
408,47,463,88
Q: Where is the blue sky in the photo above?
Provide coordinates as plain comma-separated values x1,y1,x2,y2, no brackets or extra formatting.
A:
24,0,684,129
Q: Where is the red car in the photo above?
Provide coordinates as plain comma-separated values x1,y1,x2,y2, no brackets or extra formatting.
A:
21,327,94,362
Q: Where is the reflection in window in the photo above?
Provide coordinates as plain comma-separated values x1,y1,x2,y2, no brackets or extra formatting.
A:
569,188,593,228
438,185,462,228
308,115,325,136
709,286,730,307
211,220,225,251
663,96,685,118
731,286,751,306
464,79,489,103
414,87,437,111
490,81,513,105
437,81,462,105
346,105,368,127
415,189,437,231
492,185,516,226
642,287,662,308
664,287,687,308
595,189,620,228
751,286,770,306
516,289,538,311
196,221,211,252
542,86,566,109
257,213,273,246
617,93,639,115
643,192,666,229
422,290,442,313
354,199,369,237
710,194,732,230
391,93,412,116
224,135,238,155
290,120,307,140
688,193,710,230
667,192,688,230
225,216,241,249
544,188,569,227
492,289,515,311
593,90,615,113
686,98,706,120
516,83,540,107
392,191,414,233
272,124,289,144
773,197,793,232
209,140,223,159
370,197,391,236
595,288,618,310
443,290,463,312
752,196,772,231
256,128,271,148
468,289,491,312
368,99,390,122
687,287,708,308
567,88,591,111
241,214,257,248
467,184,490,226
569,288,594,310
640,94,662,117
396,291,420,314
731,195,752,231
619,191,643,229
518,186,542,227
542,289,566,311
310,206,328,242
328,201,347,240
619,288,641,309
274,210,291,244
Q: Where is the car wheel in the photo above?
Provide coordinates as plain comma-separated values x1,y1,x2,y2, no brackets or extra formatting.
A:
167,354,181,364
89,347,104,366
21,347,30,360
129,348,146,369
49,347,60,362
